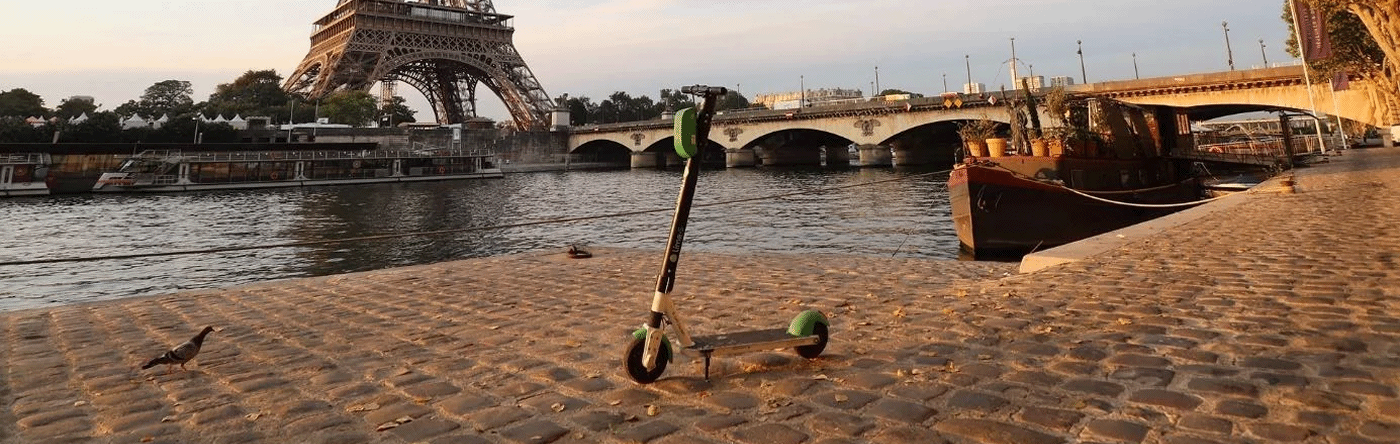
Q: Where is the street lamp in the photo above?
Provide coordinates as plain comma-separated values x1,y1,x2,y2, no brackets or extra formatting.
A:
192,116,201,144
1133,53,1140,79
1009,37,1019,82
965,55,973,94
1077,40,1087,84
1223,21,1235,71
874,66,880,95
942,73,948,93
800,75,805,108
1259,39,1269,66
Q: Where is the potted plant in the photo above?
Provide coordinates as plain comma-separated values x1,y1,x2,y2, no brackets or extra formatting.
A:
957,119,997,157
1041,86,1070,157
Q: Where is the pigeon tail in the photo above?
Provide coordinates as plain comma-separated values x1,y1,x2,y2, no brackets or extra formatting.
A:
141,353,174,369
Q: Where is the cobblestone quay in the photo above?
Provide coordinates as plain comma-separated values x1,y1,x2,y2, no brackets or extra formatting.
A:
4,148,1400,444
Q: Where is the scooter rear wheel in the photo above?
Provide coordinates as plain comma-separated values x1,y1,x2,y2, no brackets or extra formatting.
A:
623,337,669,384
794,322,829,359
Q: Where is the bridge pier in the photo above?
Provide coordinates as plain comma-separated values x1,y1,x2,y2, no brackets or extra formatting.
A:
891,141,940,167
726,149,757,168
759,147,822,167
631,152,660,169
664,152,684,167
1385,127,1396,149
823,146,852,166
855,145,892,167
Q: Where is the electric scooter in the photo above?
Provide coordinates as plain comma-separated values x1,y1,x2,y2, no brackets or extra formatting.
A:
622,85,830,384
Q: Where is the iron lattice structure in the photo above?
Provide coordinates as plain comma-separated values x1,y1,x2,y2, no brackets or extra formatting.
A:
284,0,555,128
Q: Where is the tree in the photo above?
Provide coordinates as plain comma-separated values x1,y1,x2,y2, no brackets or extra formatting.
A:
320,90,377,126
656,89,697,115
116,80,195,118
54,111,122,143
562,95,598,126
379,95,417,126
55,96,99,119
0,117,52,142
716,91,752,111
877,89,923,98
205,70,292,120
0,88,48,118
1285,1,1399,118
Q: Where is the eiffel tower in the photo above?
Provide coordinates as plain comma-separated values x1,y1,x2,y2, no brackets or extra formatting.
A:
284,0,555,129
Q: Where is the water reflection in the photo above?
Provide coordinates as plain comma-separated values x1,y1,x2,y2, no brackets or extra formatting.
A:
0,167,958,311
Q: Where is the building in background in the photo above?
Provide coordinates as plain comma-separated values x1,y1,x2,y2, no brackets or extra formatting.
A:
755,88,864,110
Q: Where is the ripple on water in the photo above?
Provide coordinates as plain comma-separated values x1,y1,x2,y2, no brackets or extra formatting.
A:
1,167,959,311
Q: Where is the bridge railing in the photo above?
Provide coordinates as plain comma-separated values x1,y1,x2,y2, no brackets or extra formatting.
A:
571,90,1041,132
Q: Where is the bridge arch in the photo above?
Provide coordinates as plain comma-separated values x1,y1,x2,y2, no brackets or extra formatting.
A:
572,139,632,164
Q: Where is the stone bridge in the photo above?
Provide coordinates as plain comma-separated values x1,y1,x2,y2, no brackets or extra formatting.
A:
570,96,1023,168
1082,65,1397,133
568,66,1395,168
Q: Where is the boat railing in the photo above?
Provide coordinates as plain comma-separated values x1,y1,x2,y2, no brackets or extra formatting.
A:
160,149,495,163
1194,134,1342,157
1,153,51,164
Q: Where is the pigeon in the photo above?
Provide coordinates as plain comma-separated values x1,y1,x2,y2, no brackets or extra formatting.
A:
567,245,592,259
141,326,215,373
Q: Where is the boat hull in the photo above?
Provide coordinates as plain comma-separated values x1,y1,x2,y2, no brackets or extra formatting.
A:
949,157,1197,258
0,183,51,197
2,154,52,197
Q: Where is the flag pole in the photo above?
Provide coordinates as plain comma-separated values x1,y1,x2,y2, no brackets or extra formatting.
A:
1288,0,1329,154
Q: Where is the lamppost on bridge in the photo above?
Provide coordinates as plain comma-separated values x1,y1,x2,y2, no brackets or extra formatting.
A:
1076,40,1087,84
874,65,880,95
1008,37,1019,84
192,116,201,144
965,55,973,94
1259,39,1269,66
942,73,948,93
800,75,805,108
1133,53,1140,79
1222,21,1235,71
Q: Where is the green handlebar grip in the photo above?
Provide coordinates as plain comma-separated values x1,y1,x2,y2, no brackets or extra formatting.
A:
674,107,698,159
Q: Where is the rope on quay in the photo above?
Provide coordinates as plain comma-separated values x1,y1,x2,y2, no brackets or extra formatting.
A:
0,169,953,267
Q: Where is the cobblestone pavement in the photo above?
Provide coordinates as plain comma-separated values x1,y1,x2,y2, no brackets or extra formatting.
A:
3,148,1399,444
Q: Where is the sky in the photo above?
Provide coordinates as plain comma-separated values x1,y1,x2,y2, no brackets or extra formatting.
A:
0,0,1300,121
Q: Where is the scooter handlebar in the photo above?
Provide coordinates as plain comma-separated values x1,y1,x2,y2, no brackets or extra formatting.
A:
681,85,728,96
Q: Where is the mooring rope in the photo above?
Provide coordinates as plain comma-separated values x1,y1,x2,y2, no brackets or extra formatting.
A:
984,163,1250,209
0,169,954,267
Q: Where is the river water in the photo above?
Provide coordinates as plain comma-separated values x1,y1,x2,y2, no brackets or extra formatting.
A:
0,167,959,311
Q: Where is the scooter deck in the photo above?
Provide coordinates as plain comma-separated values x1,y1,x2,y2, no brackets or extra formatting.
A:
688,328,818,354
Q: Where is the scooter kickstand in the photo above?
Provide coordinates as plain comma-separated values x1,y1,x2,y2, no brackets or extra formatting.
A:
702,351,713,382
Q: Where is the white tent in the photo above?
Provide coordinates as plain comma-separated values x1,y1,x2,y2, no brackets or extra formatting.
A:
228,114,248,130
69,112,89,124
122,115,150,130
153,114,170,129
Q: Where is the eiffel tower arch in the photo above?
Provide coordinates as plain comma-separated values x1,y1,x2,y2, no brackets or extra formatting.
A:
284,0,556,129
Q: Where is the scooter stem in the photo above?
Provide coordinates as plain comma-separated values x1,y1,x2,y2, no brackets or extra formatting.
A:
651,86,725,299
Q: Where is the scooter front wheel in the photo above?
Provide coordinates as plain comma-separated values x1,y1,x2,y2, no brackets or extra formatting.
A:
790,310,830,359
623,336,669,384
